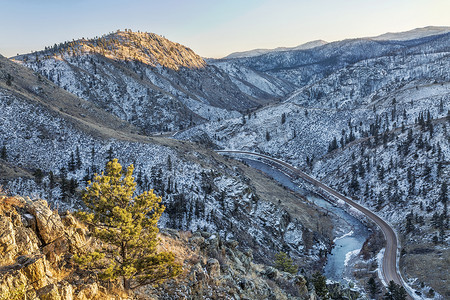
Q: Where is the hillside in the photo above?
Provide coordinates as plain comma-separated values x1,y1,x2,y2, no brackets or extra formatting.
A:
177,30,450,297
211,31,450,100
0,51,334,276
0,194,327,299
13,30,266,134
3,26,449,298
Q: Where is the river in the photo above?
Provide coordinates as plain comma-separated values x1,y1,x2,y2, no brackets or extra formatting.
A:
241,158,370,283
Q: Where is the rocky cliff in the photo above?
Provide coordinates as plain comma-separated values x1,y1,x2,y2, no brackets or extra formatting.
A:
0,193,119,299
0,192,322,300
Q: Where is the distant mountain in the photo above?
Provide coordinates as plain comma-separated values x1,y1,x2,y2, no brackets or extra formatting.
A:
224,40,328,59
223,26,450,60
16,30,206,70
13,30,265,134
212,30,450,100
370,25,450,41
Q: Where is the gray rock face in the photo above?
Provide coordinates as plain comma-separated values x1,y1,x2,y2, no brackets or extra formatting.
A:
206,258,220,277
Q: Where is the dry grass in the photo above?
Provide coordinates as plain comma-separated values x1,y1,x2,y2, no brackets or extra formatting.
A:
0,193,24,215
402,244,450,298
0,161,33,180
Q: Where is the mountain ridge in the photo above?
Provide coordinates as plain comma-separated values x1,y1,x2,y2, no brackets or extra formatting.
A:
221,26,450,60
14,30,206,71
223,40,328,59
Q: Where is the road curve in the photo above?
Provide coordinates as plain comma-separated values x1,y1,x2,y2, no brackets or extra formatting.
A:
217,150,413,299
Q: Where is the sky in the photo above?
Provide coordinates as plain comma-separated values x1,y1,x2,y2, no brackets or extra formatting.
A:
0,0,449,58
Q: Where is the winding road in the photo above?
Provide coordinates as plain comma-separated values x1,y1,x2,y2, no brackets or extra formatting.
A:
217,150,413,299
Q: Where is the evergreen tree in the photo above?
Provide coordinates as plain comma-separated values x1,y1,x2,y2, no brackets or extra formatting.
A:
265,130,271,141
0,145,6,161
349,173,360,193
367,275,379,298
106,146,114,162
312,272,329,299
328,137,338,152
440,182,448,205
60,170,68,201
91,146,96,166
68,152,76,172
33,169,44,185
75,159,181,290
167,156,172,171
49,171,55,189
5,74,13,86
69,178,78,194
75,146,82,170
405,211,414,234
274,252,298,274
383,281,407,300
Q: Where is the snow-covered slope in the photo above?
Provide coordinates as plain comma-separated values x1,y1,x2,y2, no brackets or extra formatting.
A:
13,30,264,133
224,40,328,59
0,53,331,268
370,26,450,41
177,30,450,297
213,31,449,99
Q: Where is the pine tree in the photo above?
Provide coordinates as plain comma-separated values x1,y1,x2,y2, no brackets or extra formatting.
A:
0,145,6,161
312,271,329,299
68,152,76,172
75,159,181,290
75,146,82,170
405,211,414,234
49,171,55,189
383,281,407,300
60,167,68,200
274,251,298,274
367,275,379,298
440,182,448,205
106,146,114,162
69,178,78,194
167,156,172,171
33,169,44,185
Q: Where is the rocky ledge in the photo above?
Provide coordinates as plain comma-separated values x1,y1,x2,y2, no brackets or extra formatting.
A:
0,193,317,299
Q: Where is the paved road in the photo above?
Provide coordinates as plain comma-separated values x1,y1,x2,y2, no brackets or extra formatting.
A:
217,150,413,299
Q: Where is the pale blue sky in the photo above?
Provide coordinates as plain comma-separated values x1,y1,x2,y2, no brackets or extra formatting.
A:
0,0,449,58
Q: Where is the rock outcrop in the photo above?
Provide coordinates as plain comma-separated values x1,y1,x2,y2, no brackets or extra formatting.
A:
139,230,314,300
1,193,317,299
0,195,124,300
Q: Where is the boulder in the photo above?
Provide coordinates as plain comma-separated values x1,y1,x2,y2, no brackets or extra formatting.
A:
206,258,220,277
75,282,99,300
188,263,206,283
0,270,28,299
0,215,16,261
28,200,64,244
225,239,239,249
21,255,48,289
58,282,74,300
188,235,205,247
14,226,41,257
295,275,309,297
264,266,280,280
43,236,69,265
37,283,61,300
